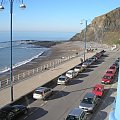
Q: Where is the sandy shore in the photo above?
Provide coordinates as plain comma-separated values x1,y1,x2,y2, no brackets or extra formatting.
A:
0,41,84,80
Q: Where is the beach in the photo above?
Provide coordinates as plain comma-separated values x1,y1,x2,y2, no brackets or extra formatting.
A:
0,40,108,82
0,41,84,81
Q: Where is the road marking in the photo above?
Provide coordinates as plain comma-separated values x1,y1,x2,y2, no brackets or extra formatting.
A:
40,101,48,107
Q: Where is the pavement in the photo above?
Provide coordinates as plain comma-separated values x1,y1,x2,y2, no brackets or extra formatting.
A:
0,52,95,108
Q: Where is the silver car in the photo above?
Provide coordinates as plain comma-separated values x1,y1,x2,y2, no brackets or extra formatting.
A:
57,75,70,85
79,92,100,113
65,108,87,120
33,87,52,100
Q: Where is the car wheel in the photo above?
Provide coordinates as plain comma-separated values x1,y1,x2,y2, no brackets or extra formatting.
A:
24,109,28,115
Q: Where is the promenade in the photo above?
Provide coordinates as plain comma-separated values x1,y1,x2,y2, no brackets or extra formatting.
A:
0,52,95,108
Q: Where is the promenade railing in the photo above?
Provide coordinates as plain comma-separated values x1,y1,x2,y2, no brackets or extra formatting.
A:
0,52,83,90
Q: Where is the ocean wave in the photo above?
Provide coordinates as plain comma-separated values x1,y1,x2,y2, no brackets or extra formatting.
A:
0,51,44,74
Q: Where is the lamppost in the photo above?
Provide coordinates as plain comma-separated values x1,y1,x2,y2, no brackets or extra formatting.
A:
80,20,87,61
0,0,26,102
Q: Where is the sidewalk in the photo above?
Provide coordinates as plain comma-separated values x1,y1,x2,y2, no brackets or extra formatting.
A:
0,52,95,108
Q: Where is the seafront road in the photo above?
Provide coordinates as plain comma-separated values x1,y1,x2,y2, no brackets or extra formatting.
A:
0,52,95,108
16,48,119,120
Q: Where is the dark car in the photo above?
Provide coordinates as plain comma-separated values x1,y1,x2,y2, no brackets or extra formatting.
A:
0,105,28,120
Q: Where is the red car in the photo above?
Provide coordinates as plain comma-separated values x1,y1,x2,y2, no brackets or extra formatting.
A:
92,84,104,97
109,65,117,74
101,73,114,84
106,69,116,76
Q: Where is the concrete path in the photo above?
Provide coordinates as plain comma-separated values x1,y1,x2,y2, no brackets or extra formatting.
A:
0,52,95,108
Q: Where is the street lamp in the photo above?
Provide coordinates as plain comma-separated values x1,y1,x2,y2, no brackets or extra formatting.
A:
0,0,26,102
80,20,87,61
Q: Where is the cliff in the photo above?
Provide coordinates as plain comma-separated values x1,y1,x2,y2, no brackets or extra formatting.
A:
70,7,120,44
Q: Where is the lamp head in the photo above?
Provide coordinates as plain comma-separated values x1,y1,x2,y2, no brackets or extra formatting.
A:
20,3,26,9
0,5,4,11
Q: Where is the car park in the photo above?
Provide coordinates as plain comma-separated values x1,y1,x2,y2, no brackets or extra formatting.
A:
79,92,100,113
92,84,104,97
65,108,87,120
101,74,114,84
57,75,70,85
0,104,28,120
66,70,78,79
33,87,53,100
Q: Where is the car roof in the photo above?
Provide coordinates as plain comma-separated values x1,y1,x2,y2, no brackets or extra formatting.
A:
83,92,96,98
104,73,113,76
35,87,48,92
59,75,66,78
69,108,83,116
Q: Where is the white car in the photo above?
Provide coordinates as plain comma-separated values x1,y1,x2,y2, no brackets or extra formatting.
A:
57,75,70,85
66,70,78,79
74,65,85,73
33,87,52,100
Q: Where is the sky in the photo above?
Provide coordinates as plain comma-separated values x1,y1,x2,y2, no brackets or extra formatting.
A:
0,0,120,33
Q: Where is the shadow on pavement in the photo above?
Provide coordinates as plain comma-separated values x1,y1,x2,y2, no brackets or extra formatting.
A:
100,96,115,110
48,90,70,100
90,110,107,120
89,65,98,68
77,73,89,78
20,107,48,120
83,68,93,73
68,79,83,86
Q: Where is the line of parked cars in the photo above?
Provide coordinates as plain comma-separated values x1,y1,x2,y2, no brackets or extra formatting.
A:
101,60,118,84
64,50,106,120
0,50,106,120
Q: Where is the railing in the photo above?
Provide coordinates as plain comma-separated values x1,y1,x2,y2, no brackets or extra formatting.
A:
0,52,83,90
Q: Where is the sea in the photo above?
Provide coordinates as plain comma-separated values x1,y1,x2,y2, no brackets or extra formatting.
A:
0,31,76,74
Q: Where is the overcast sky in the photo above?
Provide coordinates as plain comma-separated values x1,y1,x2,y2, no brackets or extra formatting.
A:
0,0,120,32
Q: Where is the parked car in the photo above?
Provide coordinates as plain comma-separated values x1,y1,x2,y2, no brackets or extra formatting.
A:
113,61,119,70
101,74,114,84
92,84,104,97
74,65,85,73
66,70,78,79
82,60,91,68
106,69,116,76
0,104,28,120
57,75,70,85
33,87,52,100
65,108,87,120
109,65,117,73
79,92,100,113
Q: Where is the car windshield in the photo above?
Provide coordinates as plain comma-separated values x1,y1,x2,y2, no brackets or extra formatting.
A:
106,71,113,74
67,72,72,75
75,66,81,69
66,115,79,120
103,76,111,79
59,78,65,81
34,91,43,94
82,97,93,104
110,66,115,69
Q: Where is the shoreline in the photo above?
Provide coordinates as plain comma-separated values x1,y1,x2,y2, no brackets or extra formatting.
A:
0,41,83,80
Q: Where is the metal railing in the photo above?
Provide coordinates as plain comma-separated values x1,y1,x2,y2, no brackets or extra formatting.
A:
0,52,83,90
